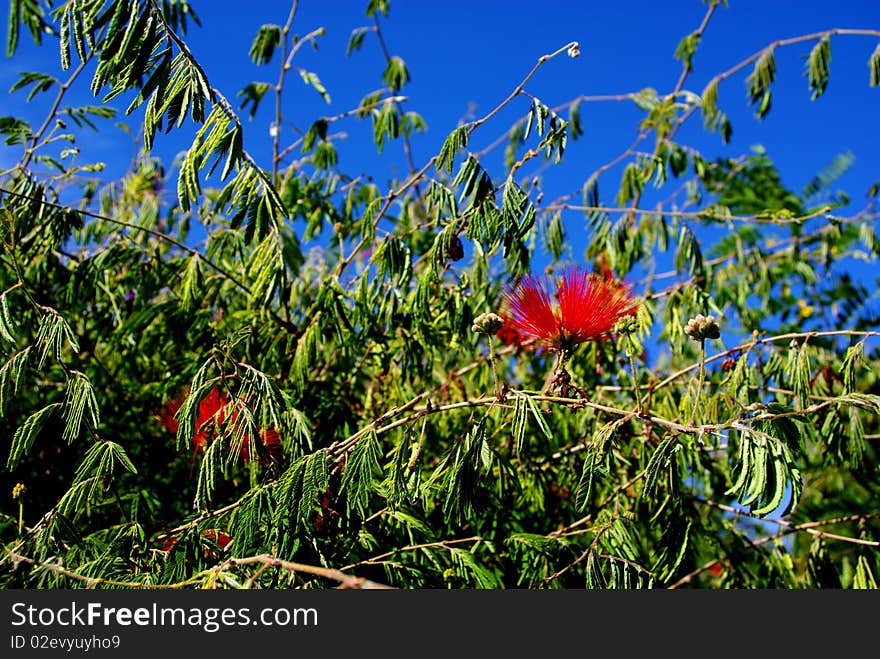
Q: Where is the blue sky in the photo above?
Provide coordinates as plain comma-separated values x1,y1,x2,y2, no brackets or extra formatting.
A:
4,1,879,199
2,0,879,287
175,0,880,202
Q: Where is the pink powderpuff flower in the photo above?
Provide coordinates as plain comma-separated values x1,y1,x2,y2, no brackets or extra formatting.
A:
504,267,639,353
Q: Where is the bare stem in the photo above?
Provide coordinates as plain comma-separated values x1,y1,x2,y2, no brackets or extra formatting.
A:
488,339,501,398
272,0,300,184
20,59,90,170
628,351,644,414
688,339,706,427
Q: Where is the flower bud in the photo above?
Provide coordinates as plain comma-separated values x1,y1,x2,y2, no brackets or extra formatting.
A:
613,315,638,336
684,314,721,341
472,312,504,335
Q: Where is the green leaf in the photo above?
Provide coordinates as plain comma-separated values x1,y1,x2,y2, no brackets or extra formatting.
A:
249,24,281,65
179,254,203,312
10,71,57,101
371,103,400,153
35,308,79,368
366,0,389,17
437,126,469,175
544,211,565,260
0,347,30,415
340,430,382,515
523,395,553,442
8,403,59,469
237,81,272,120
273,455,307,540
575,420,621,511
382,55,410,92
291,320,321,391
175,363,216,452
616,163,643,205
8,0,49,58
853,555,878,589
700,78,719,125
0,291,16,343
429,420,490,524
674,31,700,72
74,440,137,483
302,118,328,153
299,69,331,103
245,233,283,306
62,371,100,444
869,43,880,87
299,449,329,528
747,47,776,118
806,36,831,100
194,436,224,509
643,436,681,499
569,97,584,139
726,420,802,517
347,27,369,57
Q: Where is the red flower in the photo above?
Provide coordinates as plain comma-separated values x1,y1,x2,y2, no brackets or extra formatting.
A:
250,428,283,464
160,528,233,560
504,267,638,352
495,314,538,351
157,386,282,466
158,387,227,452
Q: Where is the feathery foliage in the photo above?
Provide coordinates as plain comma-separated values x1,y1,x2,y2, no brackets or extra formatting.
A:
1,1,878,591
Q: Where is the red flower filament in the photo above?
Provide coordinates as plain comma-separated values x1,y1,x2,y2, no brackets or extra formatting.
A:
495,315,538,351
504,267,638,352
158,386,282,466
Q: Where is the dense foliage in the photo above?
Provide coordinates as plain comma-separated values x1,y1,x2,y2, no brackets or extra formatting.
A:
1,0,879,589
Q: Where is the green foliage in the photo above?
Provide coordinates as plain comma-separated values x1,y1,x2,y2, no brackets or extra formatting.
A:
1,0,878,592
807,36,831,100
747,46,776,118
871,43,880,87
674,31,700,73
249,24,281,66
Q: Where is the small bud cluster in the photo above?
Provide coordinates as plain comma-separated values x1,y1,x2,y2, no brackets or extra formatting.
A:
12,483,26,500
612,315,638,336
684,314,721,341
471,312,504,335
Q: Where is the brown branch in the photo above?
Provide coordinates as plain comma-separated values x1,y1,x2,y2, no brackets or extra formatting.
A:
667,559,725,589
651,330,880,395
547,468,649,539
0,186,251,295
224,554,393,589
544,520,613,584
542,203,838,226
20,59,90,170
339,536,484,572
698,500,880,547
272,1,300,183
3,547,391,590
